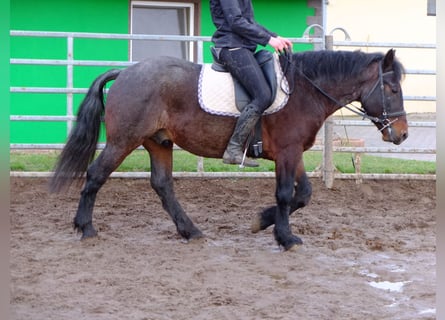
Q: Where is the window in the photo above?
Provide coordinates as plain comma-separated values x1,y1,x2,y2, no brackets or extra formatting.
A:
130,1,197,62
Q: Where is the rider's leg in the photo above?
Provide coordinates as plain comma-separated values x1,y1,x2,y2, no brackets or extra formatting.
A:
223,104,261,166
219,48,272,166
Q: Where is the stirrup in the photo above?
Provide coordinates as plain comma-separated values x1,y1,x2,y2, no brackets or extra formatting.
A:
239,143,258,168
222,149,259,167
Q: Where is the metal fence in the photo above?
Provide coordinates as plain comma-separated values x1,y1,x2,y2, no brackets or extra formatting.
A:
9,30,436,183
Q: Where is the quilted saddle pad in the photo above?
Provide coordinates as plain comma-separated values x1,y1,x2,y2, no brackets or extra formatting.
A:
198,53,290,117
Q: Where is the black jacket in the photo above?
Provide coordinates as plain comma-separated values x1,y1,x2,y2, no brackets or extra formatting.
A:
210,0,277,51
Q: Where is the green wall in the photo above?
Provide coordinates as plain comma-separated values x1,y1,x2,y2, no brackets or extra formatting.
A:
10,0,314,144
10,0,129,143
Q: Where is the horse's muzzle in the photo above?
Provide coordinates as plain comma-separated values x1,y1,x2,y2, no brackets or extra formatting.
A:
388,129,408,145
381,119,408,145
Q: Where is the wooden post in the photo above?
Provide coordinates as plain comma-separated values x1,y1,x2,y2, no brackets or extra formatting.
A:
323,34,335,188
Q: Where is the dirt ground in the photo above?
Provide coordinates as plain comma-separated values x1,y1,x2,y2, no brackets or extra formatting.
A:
10,177,436,320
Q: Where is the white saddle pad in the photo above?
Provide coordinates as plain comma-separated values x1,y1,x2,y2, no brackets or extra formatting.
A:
198,53,290,117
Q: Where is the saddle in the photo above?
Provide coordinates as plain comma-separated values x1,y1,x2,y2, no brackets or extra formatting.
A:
210,47,278,112
199,48,289,158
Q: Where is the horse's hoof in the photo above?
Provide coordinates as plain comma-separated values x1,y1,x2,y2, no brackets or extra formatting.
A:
280,234,303,251
80,232,98,240
80,225,98,240
284,243,303,252
251,213,262,233
184,236,207,245
187,229,204,240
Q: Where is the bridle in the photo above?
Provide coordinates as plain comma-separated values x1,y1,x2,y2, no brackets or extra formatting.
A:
282,53,406,134
359,61,406,132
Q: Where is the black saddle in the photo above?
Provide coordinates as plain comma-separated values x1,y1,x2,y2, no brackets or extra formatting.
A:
210,47,277,112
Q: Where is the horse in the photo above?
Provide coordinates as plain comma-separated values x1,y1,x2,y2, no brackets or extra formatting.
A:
50,49,408,251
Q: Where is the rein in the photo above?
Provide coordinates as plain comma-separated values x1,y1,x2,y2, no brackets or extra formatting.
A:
279,49,295,95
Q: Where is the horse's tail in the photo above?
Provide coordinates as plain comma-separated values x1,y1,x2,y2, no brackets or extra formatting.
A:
49,69,122,193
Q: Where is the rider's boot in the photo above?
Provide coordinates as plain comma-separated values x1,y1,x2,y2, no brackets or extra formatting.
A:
222,105,261,167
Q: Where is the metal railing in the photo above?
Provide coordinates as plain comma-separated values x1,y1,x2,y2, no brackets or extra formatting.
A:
9,30,436,182
319,33,436,186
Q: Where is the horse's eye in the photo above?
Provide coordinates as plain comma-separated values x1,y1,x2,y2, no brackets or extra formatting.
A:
386,83,399,94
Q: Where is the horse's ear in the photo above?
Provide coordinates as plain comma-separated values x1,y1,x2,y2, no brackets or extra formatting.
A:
382,49,396,72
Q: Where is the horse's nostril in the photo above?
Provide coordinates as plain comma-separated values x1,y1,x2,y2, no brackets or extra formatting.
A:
402,131,408,140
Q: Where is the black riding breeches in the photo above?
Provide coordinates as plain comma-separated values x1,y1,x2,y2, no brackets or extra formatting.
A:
219,47,272,114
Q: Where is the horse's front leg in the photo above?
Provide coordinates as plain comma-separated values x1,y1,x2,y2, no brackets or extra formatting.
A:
252,159,312,233
272,155,304,250
145,142,203,241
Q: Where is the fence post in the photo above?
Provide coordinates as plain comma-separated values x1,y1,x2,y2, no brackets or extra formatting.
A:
196,39,205,173
67,35,74,134
323,34,335,188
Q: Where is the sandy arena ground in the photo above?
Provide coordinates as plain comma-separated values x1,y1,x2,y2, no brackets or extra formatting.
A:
10,177,436,319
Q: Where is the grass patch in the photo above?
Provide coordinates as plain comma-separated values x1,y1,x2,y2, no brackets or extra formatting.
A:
10,149,436,175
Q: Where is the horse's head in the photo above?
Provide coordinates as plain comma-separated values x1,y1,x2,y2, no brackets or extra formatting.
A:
360,49,408,145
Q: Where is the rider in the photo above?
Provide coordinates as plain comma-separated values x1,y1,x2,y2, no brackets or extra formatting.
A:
210,0,292,167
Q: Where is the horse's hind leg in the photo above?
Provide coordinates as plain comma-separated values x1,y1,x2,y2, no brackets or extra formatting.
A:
145,142,203,240
74,144,132,239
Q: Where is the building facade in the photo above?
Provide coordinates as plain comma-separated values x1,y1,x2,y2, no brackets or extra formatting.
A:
10,0,319,144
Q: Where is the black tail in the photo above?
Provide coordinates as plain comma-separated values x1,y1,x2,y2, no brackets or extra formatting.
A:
49,69,122,192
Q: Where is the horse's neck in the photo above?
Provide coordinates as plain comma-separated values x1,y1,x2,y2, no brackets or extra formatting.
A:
319,77,364,116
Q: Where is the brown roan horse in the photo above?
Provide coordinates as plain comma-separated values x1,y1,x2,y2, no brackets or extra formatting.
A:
50,49,408,251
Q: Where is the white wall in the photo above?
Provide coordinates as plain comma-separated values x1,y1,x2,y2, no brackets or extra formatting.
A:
325,0,436,114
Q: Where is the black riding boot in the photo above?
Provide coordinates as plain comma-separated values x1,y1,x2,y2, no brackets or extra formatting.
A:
223,105,261,167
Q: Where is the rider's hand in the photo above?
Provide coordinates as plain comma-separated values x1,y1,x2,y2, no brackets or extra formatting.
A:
268,36,292,53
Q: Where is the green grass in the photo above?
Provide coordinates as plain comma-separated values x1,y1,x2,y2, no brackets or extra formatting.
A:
10,149,436,174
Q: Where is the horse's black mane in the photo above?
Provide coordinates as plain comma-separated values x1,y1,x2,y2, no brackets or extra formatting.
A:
293,50,405,84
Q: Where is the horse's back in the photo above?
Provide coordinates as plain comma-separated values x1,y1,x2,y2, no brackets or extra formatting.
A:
123,56,200,81
106,56,201,108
